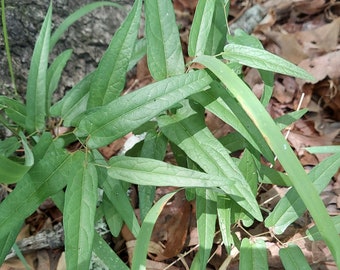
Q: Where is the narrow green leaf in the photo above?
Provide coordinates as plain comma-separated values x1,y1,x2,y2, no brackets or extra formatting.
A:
103,178,140,238
64,160,98,270
188,0,215,57
191,83,274,163
305,145,340,154
19,131,34,167
145,0,184,80
0,96,26,128
46,49,73,114
139,131,167,221
265,152,340,234
223,44,315,82
307,216,340,241
158,102,262,221
204,0,227,56
131,191,178,270
109,155,260,223
25,3,52,133
193,55,340,266
279,244,311,270
127,38,147,71
240,238,268,270
0,224,22,265
50,72,94,126
50,1,122,50
93,232,129,270
196,188,217,269
0,137,20,157
217,196,234,253
274,109,308,130
0,156,30,184
103,194,123,237
75,70,212,148
87,0,142,108
0,147,83,242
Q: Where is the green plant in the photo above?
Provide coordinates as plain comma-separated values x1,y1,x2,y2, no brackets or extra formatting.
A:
1,1,340,269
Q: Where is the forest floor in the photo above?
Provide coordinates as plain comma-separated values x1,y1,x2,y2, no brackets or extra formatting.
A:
1,0,340,269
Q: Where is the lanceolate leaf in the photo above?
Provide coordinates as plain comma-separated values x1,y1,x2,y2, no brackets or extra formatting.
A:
75,70,212,148
240,238,268,270
158,103,262,221
64,160,98,270
145,0,184,80
265,152,340,234
0,147,83,260
0,96,26,128
131,191,178,270
188,0,215,57
196,188,217,268
46,49,73,114
50,72,94,126
193,55,340,266
223,44,315,82
87,0,142,108
25,3,52,133
279,244,312,270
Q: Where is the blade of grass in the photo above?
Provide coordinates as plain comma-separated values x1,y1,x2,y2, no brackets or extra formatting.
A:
1,0,18,96
193,55,340,267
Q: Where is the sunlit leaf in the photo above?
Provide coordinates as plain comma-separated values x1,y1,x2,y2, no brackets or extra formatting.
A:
265,152,340,234
87,0,142,107
145,0,184,80
188,0,215,57
240,238,268,270
64,160,98,270
279,244,311,270
75,70,212,148
25,3,52,133
223,44,315,81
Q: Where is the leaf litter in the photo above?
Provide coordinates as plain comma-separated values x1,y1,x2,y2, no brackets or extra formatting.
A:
3,0,340,269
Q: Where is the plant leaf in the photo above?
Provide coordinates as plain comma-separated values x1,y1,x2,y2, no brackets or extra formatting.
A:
103,178,140,238
193,55,340,266
50,72,94,126
50,1,122,50
0,156,30,184
87,0,142,108
196,188,217,268
265,152,340,234
239,238,268,270
46,49,73,114
64,159,98,270
145,0,184,80
279,244,312,270
25,3,52,133
0,148,83,261
158,102,262,221
93,231,129,270
188,0,215,57
223,44,315,82
307,216,340,241
204,0,227,55
0,96,26,128
75,70,212,148
131,191,178,270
